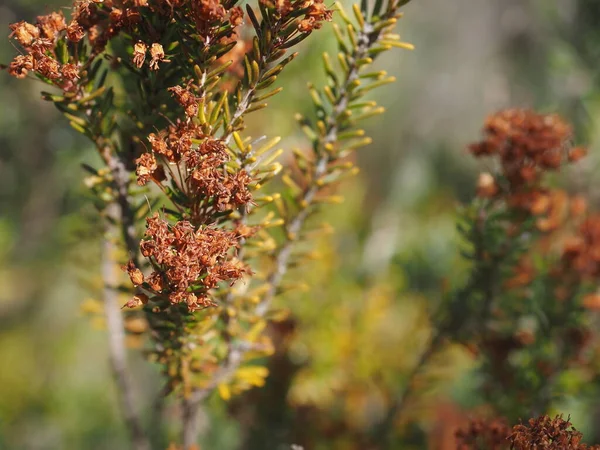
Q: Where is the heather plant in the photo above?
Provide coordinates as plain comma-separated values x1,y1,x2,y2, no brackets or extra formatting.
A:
5,0,414,447
443,110,599,420
390,110,600,445
8,0,600,448
377,110,600,443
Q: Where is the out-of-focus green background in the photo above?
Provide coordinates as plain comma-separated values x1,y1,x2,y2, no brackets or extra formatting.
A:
2,1,600,448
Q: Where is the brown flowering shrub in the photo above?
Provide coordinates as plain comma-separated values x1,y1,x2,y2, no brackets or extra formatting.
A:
456,415,600,450
5,0,414,447
431,109,600,425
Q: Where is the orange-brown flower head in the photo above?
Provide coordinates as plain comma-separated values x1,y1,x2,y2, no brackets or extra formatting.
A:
305,0,333,21
124,293,149,309
185,139,254,210
135,152,159,186
568,146,587,163
35,54,61,80
145,272,165,292
61,63,80,80
66,20,85,42
149,43,166,70
298,0,333,31
534,189,568,232
9,21,40,47
570,195,588,218
168,85,200,117
109,8,125,26
194,0,227,22
229,6,244,26
9,54,34,78
87,25,101,46
147,132,171,159
146,121,203,166
36,12,67,40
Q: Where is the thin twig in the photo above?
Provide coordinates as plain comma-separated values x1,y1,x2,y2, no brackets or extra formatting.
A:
99,141,139,266
102,203,150,450
373,331,443,445
95,134,151,449
258,20,376,315
181,396,202,450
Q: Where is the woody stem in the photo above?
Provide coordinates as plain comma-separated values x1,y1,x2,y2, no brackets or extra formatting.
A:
102,203,150,450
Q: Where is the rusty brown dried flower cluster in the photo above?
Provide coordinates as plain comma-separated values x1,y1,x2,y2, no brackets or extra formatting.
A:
8,0,147,84
6,0,413,445
124,213,247,311
456,415,600,450
469,111,591,301
471,109,586,215
510,415,600,450
6,0,253,89
9,12,78,87
298,0,334,31
471,109,585,190
136,130,253,217
469,110,595,300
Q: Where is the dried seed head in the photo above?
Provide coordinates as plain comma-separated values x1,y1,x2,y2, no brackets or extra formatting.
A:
135,152,158,186
9,21,40,47
125,293,149,308
123,260,144,286
36,12,67,40
8,54,34,78
133,41,147,68
66,20,85,42
149,43,165,70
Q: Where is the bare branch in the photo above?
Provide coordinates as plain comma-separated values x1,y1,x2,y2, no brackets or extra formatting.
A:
102,203,150,450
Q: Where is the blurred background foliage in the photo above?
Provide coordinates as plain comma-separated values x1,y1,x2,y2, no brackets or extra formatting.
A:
2,0,600,448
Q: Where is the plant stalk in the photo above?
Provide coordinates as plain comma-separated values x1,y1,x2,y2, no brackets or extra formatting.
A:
102,203,150,450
